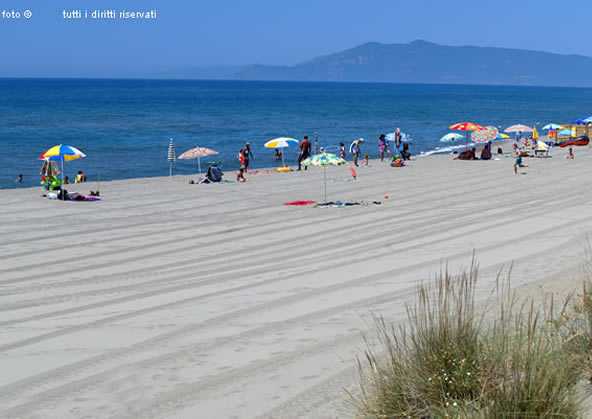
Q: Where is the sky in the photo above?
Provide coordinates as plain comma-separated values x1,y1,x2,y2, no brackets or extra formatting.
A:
1,0,591,78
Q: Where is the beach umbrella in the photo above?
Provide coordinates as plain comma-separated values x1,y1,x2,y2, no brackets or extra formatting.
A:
558,129,571,136
471,126,499,144
39,144,86,197
496,133,510,139
449,122,486,149
505,124,533,133
167,138,176,177
542,123,563,130
302,153,347,204
439,133,465,142
533,126,539,139
178,146,219,177
571,116,592,124
264,137,299,167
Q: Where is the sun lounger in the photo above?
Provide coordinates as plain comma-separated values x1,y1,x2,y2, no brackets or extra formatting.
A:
534,141,550,158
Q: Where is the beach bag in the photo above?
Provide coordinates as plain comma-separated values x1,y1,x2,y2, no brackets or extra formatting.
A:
210,167,223,182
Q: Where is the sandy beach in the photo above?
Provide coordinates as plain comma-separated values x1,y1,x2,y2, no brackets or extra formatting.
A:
1,147,592,418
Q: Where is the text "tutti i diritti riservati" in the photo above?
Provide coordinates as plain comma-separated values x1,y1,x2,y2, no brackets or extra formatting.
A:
62,9,157,20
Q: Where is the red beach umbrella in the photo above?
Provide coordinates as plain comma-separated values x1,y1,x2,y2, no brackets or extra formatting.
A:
448,122,487,149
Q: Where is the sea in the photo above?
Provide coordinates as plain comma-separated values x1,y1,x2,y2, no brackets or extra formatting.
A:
2,78,592,189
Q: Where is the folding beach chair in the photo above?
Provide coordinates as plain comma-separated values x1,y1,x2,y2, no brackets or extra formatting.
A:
534,141,549,158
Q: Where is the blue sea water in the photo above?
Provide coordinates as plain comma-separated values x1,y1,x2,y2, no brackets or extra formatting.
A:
2,78,592,189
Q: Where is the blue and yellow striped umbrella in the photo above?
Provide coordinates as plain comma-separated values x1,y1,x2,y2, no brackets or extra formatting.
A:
39,144,86,162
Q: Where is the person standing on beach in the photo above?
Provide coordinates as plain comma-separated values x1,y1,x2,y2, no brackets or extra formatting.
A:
350,138,363,167
339,142,346,159
394,128,402,156
240,142,253,171
378,134,391,162
298,135,312,171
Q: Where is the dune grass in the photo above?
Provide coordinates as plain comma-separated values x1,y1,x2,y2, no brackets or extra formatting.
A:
350,263,591,418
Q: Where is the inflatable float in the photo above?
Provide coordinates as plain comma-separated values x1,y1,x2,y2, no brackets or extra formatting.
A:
277,166,292,173
558,136,590,147
390,158,405,167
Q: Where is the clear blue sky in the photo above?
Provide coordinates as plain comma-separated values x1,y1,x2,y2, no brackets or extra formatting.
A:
1,0,590,77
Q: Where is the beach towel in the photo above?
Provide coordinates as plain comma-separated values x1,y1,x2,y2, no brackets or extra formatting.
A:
284,200,316,206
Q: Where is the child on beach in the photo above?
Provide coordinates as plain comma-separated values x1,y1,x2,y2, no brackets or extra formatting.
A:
513,143,530,175
360,154,369,166
377,134,391,162
339,142,346,159
566,147,574,159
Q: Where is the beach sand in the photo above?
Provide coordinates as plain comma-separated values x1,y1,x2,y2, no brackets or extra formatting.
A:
1,146,591,418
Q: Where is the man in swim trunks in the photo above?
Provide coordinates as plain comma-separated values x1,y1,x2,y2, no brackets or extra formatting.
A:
240,142,253,171
298,135,312,171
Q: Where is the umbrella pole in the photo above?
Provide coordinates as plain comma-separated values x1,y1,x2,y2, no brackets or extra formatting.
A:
61,158,64,201
281,150,285,167
323,168,327,204
198,157,201,178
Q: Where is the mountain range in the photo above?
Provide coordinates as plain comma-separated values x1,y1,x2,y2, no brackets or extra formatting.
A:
176,40,592,87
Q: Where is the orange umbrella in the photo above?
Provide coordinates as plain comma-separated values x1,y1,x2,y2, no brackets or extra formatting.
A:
449,122,486,149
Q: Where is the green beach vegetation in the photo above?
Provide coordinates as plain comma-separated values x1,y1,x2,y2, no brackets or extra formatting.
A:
351,258,592,418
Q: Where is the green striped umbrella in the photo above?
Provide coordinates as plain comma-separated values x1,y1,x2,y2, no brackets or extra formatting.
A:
302,153,347,203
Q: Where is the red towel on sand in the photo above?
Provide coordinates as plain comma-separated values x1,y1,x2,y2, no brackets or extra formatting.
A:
283,200,316,206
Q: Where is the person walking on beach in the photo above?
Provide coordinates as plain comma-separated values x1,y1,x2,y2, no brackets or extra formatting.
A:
378,134,391,162
566,147,575,159
240,142,253,172
339,142,346,159
298,135,312,171
14,174,23,183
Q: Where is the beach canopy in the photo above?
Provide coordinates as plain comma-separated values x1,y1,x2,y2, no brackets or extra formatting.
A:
178,146,219,176
448,122,486,131
302,153,347,203
439,133,465,142
39,144,86,162
505,124,533,133
264,138,299,148
558,129,572,136
542,123,563,130
471,126,499,143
